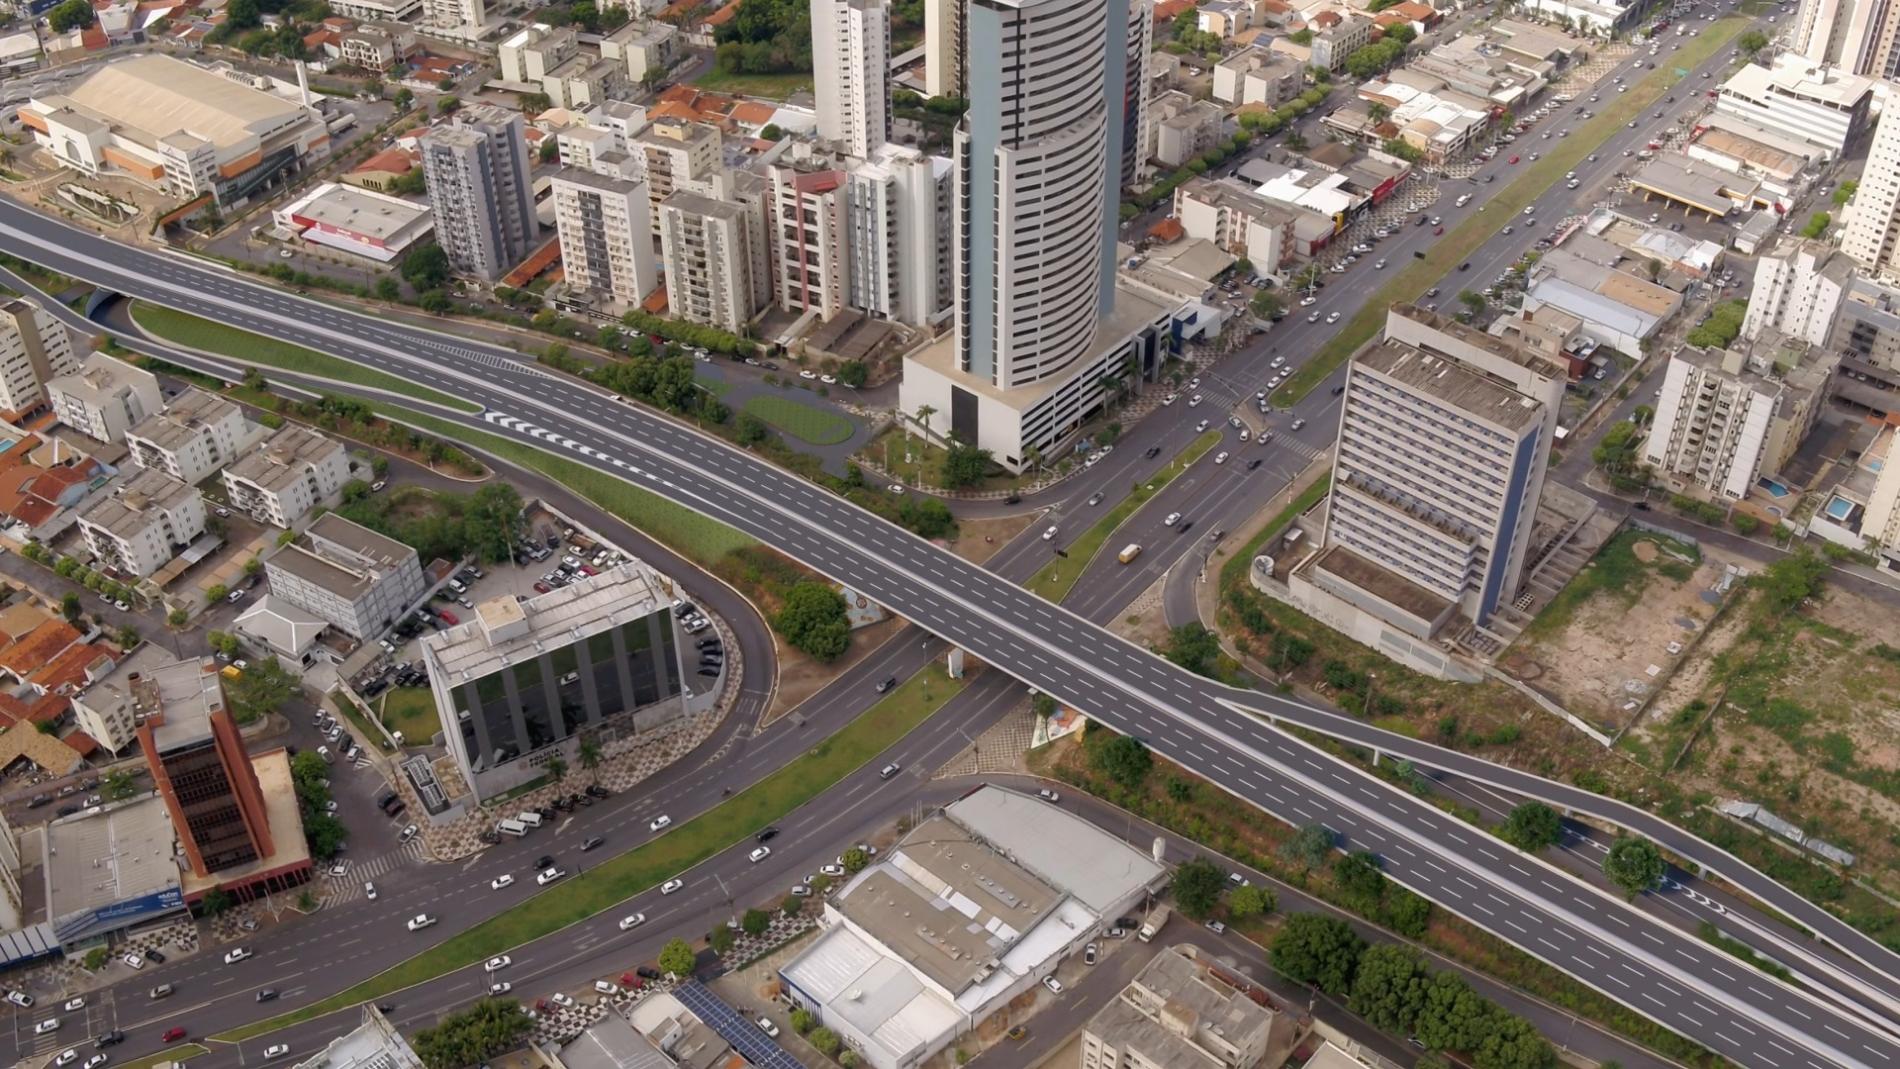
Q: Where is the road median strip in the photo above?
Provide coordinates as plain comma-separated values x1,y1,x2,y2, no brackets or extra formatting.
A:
213,665,970,1043
1272,16,1750,406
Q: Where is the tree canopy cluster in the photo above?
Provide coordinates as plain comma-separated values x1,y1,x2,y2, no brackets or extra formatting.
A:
412,1000,533,1069
333,481,526,567
775,582,851,662
1274,917,1555,1069
1686,300,1746,349
713,0,812,74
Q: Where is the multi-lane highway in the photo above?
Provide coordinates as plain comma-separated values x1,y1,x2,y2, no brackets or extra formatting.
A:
4,189,1895,1069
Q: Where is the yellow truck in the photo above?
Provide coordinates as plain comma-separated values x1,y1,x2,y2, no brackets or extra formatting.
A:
1118,544,1142,564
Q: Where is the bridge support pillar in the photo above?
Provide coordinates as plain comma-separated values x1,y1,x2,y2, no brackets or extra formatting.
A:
946,647,966,679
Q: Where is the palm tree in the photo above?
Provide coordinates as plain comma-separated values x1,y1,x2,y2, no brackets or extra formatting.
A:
578,737,602,771
912,404,937,443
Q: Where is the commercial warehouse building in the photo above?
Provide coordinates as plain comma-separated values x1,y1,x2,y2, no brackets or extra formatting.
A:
780,786,1166,1069
274,182,435,264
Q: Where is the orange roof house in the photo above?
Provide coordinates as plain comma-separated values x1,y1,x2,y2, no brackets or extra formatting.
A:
730,101,777,127
0,619,84,680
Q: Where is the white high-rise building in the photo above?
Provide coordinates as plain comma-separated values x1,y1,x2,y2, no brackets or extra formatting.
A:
1743,240,1853,347
846,143,954,326
1643,345,1838,500
551,154,658,307
0,298,79,419
419,105,535,282
423,0,483,28
954,0,1127,391
1792,0,1900,76
1123,0,1154,186
812,0,891,158
1842,103,1900,276
924,0,963,98
659,191,766,332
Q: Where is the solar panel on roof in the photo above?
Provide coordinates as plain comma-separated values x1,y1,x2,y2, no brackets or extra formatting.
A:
671,982,805,1069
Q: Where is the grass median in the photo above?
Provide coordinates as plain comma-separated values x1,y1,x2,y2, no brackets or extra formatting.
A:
215,664,971,1043
1030,429,1222,600
1272,16,1751,406
743,395,856,446
129,303,480,413
118,1044,208,1069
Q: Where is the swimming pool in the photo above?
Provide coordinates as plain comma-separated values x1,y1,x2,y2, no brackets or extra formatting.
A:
1825,496,1858,522
1758,477,1792,498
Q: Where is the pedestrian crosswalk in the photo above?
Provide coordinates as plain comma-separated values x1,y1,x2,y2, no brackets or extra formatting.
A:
321,840,427,904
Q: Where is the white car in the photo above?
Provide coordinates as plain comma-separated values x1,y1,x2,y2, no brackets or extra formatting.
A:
122,954,143,970
536,867,566,885
820,863,846,877
55,1051,77,1068
1041,526,1058,541
1187,394,1203,407
407,914,436,931
1164,512,1182,526
550,993,577,1008
661,878,684,895
619,913,647,931
649,815,672,832
224,947,252,964
1299,296,1317,307
264,1046,290,1060
1043,976,1064,995
491,874,515,890
1214,452,1230,465
1037,788,1061,803
84,1054,107,1069
61,998,84,1013
1325,311,1341,324
485,956,512,972
364,882,377,900
1162,393,1177,405
34,1019,61,1035
593,980,622,997
488,982,512,996
749,846,772,863
757,1016,781,1038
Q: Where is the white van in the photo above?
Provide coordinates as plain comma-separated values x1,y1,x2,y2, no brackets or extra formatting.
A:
1454,193,1471,207
496,818,529,837
516,811,544,828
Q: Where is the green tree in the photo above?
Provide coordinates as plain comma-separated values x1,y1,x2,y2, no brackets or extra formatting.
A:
1738,28,1768,52
658,938,696,976
1334,850,1387,905
208,630,242,657
117,625,141,649
1281,823,1335,869
790,1007,816,1035
167,608,188,629
401,243,451,291
709,925,735,954
226,0,261,28
1602,837,1666,898
782,894,805,916
1498,801,1564,852
1475,1013,1555,1069
842,846,870,872
1459,290,1487,315
60,593,81,622
394,87,415,111
578,737,602,770
226,657,299,724
1754,549,1827,615
1228,883,1275,919
735,412,771,445
437,95,461,114
1382,887,1432,937
1164,622,1223,678
48,0,95,30
99,770,139,802
1834,179,1859,206
199,888,236,917
1087,731,1152,788
836,360,868,388
1271,913,1365,994
1249,290,1284,320
1347,943,1431,1034
775,582,850,661
809,1029,841,1057
1171,858,1226,919
741,908,771,935
940,442,993,489
463,482,527,564
412,999,533,1069
759,123,785,140
304,811,349,859
546,756,567,782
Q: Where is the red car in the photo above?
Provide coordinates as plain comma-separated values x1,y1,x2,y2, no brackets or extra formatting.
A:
1433,226,1444,235
438,609,459,626
579,564,599,576
1508,155,1520,164
533,581,552,593
163,1028,187,1044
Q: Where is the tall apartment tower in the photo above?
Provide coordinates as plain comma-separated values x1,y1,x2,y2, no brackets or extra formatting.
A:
1843,104,1900,277
658,191,766,332
955,0,1131,389
847,143,954,326
137,659,275,877
812,0,891,158
0,298,80,420
1742,239,1852,347
1122,0,1153,187
1793,0,1900,74
768,160,850,319
550,153,659,307
419,105,536,281
924,0,964,97
1316,306,1564,631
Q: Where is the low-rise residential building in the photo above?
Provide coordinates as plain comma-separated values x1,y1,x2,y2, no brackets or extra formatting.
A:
1213,46,1302,108
328,0,420,21
264,512,426,641
499,23,577,84
342,147,419,194
1310,12,1371,70
1174,177,1295,281
1716,55,1875,158
1743,239,1852,348
338,20,418,68
598,19,679,82
1643,340,1838,500
126,388,256,486
76,468,208,578
220,424,352,529
1081,945,1302,1069
1148,91,1226,169
0,298,81,423
780,786,1167,1069
46,353,164,444
1196,0,1252,38
1838,273,1900,373
70,643,174,754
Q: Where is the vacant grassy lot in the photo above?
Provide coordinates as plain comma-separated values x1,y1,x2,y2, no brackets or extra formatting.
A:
691,68,814,99
743,395,855,446
1523,530,1700,640
1272,16,1750,405
216,665,970,1041
130,304,479,413
376,687,442,745
1031,430,1222,600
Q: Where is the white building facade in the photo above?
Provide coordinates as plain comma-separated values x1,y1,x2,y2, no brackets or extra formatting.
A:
76,469,208,578
550,164,659,307
125,388,256,486
1742,240,1851,347
812,0,891,158
846,144,954,327
0,299,79,419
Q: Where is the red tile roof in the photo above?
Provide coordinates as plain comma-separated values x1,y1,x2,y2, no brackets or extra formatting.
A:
351,147,416,176
1153,0,1194,22
0,619,81,681
730,101,777,126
